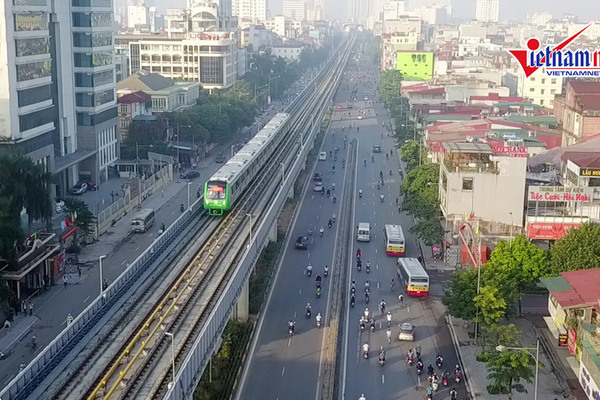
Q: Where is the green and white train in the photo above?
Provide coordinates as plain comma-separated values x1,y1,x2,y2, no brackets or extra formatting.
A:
203,113,291,216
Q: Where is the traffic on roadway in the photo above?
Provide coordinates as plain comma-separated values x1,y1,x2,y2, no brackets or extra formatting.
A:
238,38,468,400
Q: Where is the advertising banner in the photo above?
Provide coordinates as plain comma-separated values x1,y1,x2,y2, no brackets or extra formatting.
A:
568,327,577,355
579,362,600,400
526,222,583,240
528,186,593,203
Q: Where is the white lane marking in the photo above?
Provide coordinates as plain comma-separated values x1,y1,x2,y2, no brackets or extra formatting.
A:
149,233,154,237
377,282,380,289
375,248,378,254
382,374,385,384
294,311,297,318
135,246,140,251
376,264,379,270
281,367,286,376
3,375,15,386
288,338,292,347
417,375,421,386
407,306,411,313
299,289,302,295
121,260,127,265
83,296,90,304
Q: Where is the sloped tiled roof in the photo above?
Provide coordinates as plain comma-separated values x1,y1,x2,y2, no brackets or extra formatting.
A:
117,91,150,104
542,269,600,311
137,73,175,91
569,80,600,94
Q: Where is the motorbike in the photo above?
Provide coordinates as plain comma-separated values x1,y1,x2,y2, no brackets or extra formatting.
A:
379,354,385,366
363,349,369,359
436,357,443,369
316,318,322,328
320,228,324,237
288,325,294,336
365,292,369,303
454,370,462,383
366,263,370,273
306,309,311,318
324,269,329,278
442,373,449,386
316,287,321,298
350,296,355,308
307,268,312,277
180,203,184,213
407,356,414,366
357,261,362,272
370,323,375,332
333,196,337,203
359,191,362,198
380,195,384,203
328,220,332,228
432,380,439,392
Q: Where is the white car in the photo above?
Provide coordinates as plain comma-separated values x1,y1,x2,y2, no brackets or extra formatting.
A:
318,152,327,161
313,182,324,192
357,115,363,120
398,323,415,341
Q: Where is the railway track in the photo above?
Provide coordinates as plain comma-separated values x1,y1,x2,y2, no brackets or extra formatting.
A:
40,36,354,400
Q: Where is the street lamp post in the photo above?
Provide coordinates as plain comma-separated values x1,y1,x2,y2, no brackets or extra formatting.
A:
246,213,253,247
187,182,192,211
509,212,514,247
99,255,107,295
174,123,192,183
165,332,176,389
496,339,540,400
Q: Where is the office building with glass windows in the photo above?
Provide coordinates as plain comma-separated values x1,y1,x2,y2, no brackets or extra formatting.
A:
0,0,118,198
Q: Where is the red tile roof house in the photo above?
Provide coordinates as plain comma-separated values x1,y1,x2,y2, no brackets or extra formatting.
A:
541,269,600,392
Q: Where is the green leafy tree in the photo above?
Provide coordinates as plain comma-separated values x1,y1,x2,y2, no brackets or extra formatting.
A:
378,70,404,105
64,198,96,244
442,268,480,320
401,163,440,219
410,217,444,246
480,324,521,351
0,198,22,261
400,140,421,171
125,118,168,145
483,236,551,315
549,222,600,274
485,349,536,395
475,285,507,326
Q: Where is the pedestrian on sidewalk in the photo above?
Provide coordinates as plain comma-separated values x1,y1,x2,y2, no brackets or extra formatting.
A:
66,313,73,326
161,189,164,198
3,319,10,332
21,300,26,314
29,302,33,316
77,265,81,278
399,294,404,305
63,275,68,288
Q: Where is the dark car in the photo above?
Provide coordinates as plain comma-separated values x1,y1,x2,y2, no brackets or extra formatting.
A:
313,173,323,181
295,236,308,250
71,182,88,195
215,154,226,163
180,170,200,179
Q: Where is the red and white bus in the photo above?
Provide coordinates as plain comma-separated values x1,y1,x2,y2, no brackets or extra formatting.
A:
384,224,405,256
397,258,429,296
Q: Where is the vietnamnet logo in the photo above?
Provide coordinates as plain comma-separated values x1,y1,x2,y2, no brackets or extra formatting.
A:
508,23,600,77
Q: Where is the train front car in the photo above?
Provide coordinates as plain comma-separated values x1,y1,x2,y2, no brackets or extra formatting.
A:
204,179,229,216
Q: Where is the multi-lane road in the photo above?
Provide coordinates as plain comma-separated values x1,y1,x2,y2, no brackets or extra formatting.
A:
238,43,467,400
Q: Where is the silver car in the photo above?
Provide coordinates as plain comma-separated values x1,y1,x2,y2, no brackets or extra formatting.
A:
398,323,415,341
313,182,324,192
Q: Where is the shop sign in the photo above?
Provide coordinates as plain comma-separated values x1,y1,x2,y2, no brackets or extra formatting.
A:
568,327,577,355
492,145,528,157
580,364,600,400
558,333,568,346
580,168,600,177
526,222,583,241
528,186,593,203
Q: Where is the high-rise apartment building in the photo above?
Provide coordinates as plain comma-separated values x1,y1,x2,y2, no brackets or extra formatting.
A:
232,0,268,22
0,0,118,198
475,0,499,23
282,0,305,21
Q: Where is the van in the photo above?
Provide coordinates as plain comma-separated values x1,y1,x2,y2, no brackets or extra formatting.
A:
357,222,371,242
131,208,155,233
318,152,327,161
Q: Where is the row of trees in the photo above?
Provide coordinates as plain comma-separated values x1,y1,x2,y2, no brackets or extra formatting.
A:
443,223,600,395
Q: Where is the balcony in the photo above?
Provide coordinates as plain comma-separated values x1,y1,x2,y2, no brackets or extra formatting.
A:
443,158,499,174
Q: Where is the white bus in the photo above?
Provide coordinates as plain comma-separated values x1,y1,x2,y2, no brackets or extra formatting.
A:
131,208,155,233
357,223,371,242
397,258,429,297
384,224,405,256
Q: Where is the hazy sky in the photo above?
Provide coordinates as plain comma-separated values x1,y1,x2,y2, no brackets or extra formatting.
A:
140,0,598,23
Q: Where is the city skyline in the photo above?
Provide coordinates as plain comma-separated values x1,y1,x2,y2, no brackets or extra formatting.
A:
141,0,598,22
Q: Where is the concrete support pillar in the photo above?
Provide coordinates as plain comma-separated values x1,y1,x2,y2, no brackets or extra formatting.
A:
235,279,249,322
268,220,277,243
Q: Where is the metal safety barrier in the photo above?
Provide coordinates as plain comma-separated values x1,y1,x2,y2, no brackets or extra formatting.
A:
0,198,203,400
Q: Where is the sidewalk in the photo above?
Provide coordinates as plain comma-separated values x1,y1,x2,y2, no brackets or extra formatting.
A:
448,316,581,400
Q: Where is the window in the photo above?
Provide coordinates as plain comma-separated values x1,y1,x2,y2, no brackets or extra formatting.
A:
76,105,116,126
551,79,557,84
462,177,473,191
72,0,111,6
200,57,223,84
72,12,112,27
540,99,545,105
16,60,51,81
551,89,556,94
529,88,535,92
14,13,48,31
73,32,112,48
14,0,47,5
74,52,113,67
75,89,113,107
15,37,50,57
540,89,545,94
18,84,52,107
541,78,546,84
19,106,55,132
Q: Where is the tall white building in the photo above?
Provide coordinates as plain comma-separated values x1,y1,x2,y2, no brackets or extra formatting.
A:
232,0,268,22
526,12,552,27
282,0,305,21
127,5,148,29
475,0,499,23
0,0,118,198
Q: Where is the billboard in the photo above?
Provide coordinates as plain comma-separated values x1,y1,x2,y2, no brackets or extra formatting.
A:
396,52,434,81
528,186,593,203
526,221,583,240
580,362,600,400
580,167,600,177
